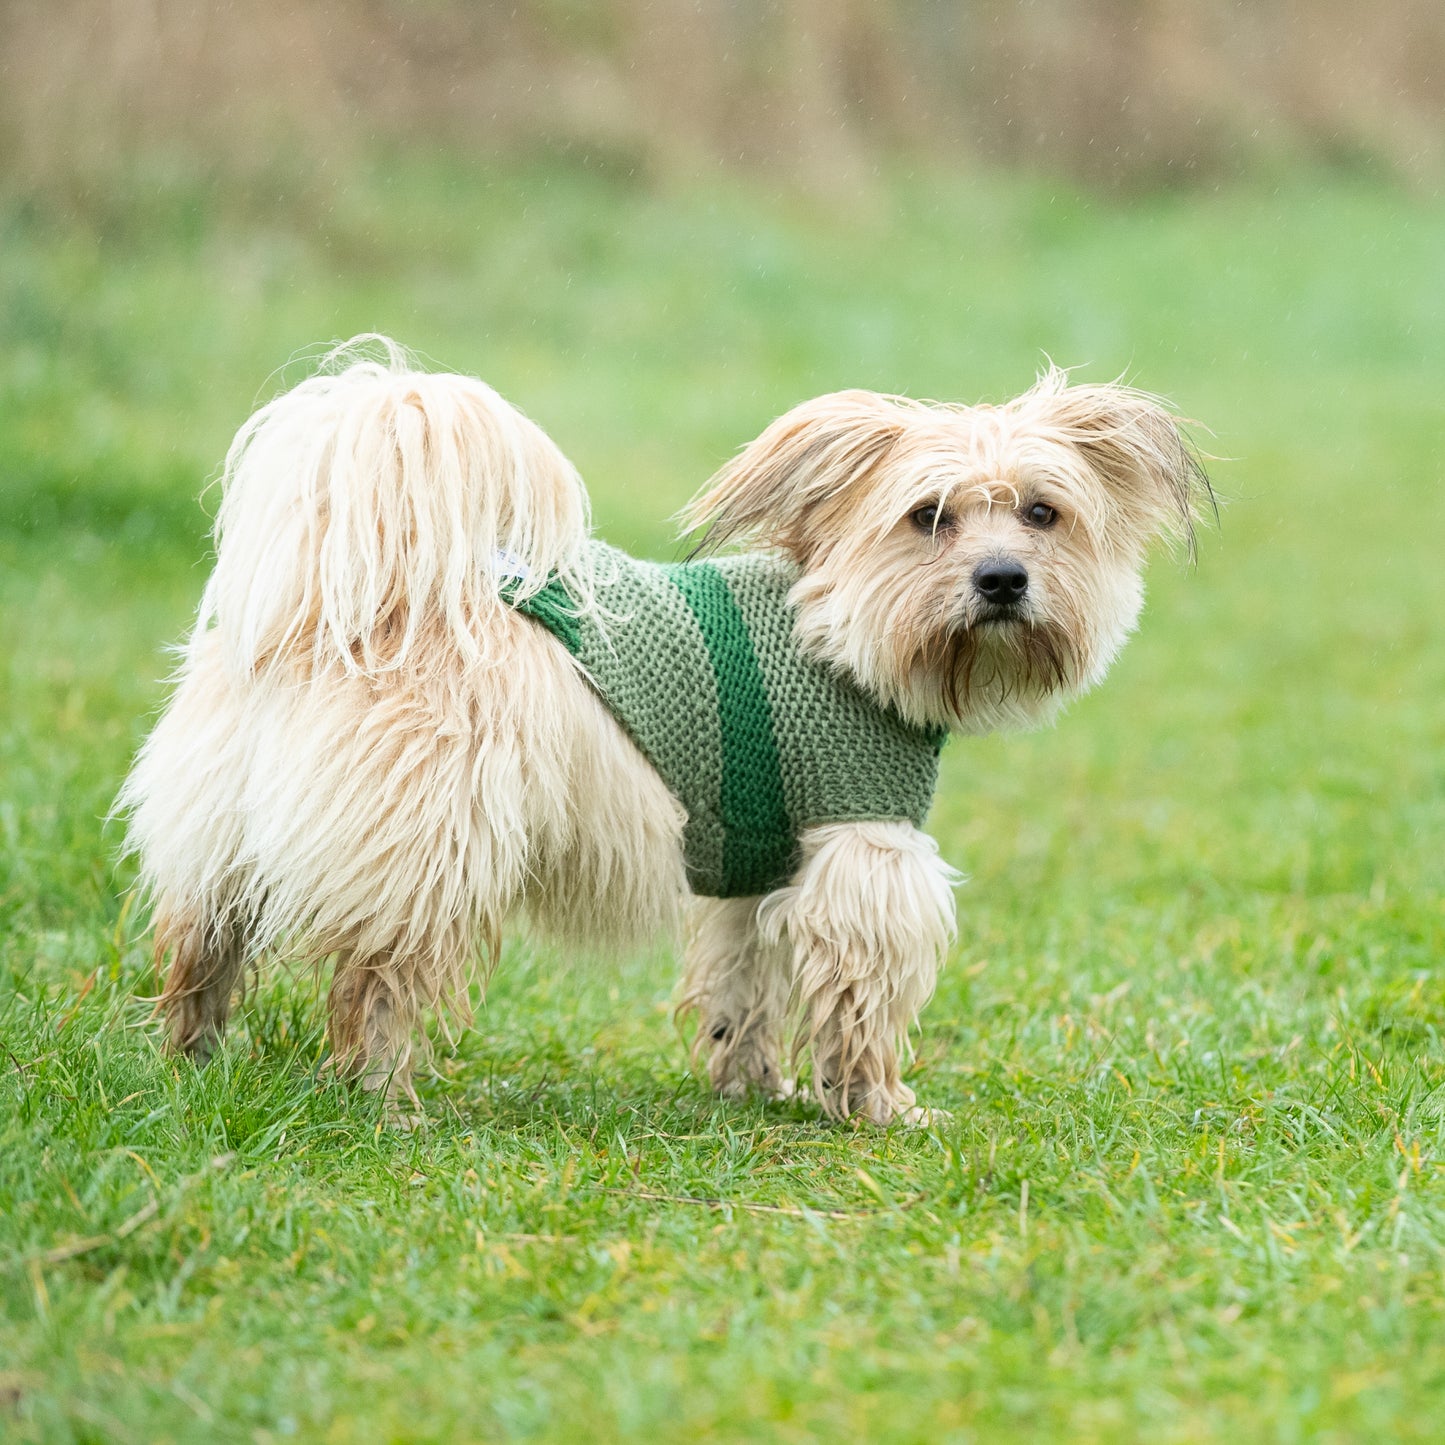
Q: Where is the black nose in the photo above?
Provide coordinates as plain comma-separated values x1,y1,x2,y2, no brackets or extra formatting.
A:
973,559,1029,605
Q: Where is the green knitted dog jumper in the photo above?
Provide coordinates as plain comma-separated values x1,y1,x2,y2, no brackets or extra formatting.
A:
508,542,946,899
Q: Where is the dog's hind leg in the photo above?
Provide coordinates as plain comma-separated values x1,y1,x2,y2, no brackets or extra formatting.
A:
326,955,420,1106
679,897,793,1101
155,902,250,1063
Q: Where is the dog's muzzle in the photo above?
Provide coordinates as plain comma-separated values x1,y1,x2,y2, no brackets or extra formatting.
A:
972,558,1029,620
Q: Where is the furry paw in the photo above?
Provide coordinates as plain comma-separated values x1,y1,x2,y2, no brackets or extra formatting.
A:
898,1105,951,1129
704,1021,789,1103
176,1031,221,1066
716,1071,795,1103
813,1075,945,1127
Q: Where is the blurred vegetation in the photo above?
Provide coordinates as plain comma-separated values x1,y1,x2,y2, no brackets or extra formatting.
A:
3,0,1444,210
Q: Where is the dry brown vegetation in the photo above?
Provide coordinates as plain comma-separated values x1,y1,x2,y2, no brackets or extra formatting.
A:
3,0,1443,200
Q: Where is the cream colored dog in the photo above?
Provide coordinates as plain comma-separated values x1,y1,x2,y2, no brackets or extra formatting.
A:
121,338,1208,1124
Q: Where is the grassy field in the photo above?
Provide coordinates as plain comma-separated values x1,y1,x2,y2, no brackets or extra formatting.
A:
2,158,1444,1442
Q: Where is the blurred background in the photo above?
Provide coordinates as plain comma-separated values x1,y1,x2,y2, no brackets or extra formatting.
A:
6,0,1445,199
3,0,1444,541
1,1,1441,958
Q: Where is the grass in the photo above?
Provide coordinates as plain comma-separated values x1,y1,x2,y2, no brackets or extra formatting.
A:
2,155,1445,1442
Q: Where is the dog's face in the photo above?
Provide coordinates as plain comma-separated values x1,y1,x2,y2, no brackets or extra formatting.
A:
685,369,1209,733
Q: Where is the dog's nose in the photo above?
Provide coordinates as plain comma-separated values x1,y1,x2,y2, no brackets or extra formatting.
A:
973,559,1029,605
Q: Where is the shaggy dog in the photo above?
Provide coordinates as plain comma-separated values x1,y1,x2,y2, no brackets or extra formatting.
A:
120,338,1208,1124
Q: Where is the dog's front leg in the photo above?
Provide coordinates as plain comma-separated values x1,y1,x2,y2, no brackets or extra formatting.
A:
763,821,959,1125
679,897,793,1100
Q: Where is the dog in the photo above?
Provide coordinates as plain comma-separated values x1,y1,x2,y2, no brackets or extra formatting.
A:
119,337,1208,1124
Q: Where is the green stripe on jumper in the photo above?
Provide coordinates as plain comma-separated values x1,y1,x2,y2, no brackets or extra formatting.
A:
502,574,583,655
668,564,793,897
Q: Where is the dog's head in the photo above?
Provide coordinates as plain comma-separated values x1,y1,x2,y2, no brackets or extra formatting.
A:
684,368,1211,733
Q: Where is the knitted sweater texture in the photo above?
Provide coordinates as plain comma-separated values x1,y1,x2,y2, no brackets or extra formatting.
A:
510,542,946,899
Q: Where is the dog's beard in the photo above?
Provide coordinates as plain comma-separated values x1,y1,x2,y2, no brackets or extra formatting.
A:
919,613,1083,725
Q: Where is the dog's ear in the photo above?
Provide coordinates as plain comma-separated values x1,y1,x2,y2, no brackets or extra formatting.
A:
681,391,907,559
1031,370,1213,557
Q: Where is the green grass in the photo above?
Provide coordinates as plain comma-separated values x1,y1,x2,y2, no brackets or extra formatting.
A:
3,157,1445,1442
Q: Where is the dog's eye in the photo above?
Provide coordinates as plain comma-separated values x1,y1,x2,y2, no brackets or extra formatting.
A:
911,504,948,533
1023,502,1058,529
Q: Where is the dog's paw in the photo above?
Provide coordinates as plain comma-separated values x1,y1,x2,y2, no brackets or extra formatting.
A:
716,1073,796,1104
178,1032,221,1067
897,1104,951,1129
811,1074,946,1128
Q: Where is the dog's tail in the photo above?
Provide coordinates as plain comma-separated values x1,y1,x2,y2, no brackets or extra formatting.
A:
197,335,593,676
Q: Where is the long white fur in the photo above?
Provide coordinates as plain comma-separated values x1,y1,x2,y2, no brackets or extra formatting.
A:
199,335,596,678
121,337,1204,1121
763,822,960,1122
121,339,681,1081
678,896,794,1101
681,824,958,1123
